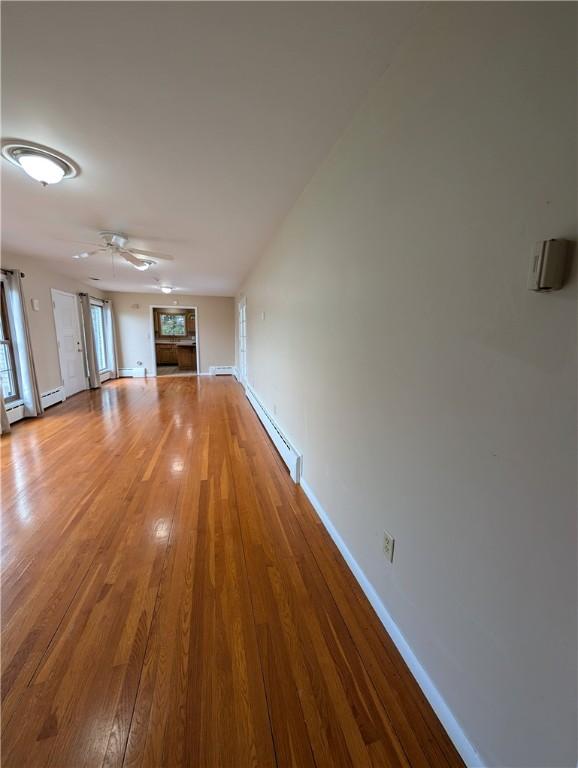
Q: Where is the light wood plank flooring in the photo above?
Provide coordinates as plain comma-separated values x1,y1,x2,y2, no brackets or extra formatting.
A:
1,377,464,767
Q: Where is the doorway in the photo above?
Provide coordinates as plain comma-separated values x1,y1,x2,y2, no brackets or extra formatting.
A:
52,289,87,397
149,305,199,377
238,297,247,386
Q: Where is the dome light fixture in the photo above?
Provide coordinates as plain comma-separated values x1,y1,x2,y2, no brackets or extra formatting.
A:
160,285,173,294
2,140,79,186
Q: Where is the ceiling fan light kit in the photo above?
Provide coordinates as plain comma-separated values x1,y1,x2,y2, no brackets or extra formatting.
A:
2,139,79,186
132,259,154,271
68,231,173,273
101,231,128,249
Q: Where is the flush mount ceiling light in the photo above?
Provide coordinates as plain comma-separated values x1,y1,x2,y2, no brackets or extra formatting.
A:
160,286,173,294
2,140,79,186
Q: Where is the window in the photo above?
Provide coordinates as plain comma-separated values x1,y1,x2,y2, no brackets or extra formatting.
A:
90,303,107,372
160,313,186,336
0,283,19,402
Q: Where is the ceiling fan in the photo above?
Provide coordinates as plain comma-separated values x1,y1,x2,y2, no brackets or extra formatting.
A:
72,231,174,271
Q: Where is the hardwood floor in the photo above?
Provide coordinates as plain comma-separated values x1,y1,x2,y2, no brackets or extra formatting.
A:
1,377,464,767
156,366,194,377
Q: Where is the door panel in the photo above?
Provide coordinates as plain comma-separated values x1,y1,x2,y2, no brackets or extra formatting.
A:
52,291,86,398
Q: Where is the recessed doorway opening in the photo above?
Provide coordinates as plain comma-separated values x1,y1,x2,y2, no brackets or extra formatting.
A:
149,305,199,377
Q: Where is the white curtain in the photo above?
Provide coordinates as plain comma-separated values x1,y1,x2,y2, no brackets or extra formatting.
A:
5,271,43,417
79,294,100,389
0,393,10,435
103,301,118,379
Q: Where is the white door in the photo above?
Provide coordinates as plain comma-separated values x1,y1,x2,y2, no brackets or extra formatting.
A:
238,298,247,385
52,290,86,397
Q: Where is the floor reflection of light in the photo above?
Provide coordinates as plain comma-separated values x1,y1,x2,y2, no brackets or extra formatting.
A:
101,390,122,434
3,430,48,529
13,495,32,526
154,519,170,540
171,458,184,474
186,428,193,441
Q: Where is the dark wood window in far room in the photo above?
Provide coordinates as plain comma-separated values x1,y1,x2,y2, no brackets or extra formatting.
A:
159,313,187,336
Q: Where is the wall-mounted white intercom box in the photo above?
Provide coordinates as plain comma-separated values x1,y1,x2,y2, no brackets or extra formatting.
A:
527,239,569,292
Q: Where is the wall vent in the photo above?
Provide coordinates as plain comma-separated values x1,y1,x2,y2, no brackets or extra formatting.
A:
245,384,302,483
210,365,237,376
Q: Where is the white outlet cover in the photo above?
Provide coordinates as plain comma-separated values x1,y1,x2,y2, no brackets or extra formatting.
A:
383,530,395,563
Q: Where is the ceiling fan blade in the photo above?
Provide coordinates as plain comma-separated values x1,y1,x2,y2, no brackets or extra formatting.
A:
73,249,101,259
119,250,157,272
59,238,103,247
128,248,174,261
120,250,145,267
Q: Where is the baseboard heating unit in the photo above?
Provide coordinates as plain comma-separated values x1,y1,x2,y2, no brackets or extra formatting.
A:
41,386,65,409
5,401,24,424
119,368,147,378
210,365,237,376
245,384,302,483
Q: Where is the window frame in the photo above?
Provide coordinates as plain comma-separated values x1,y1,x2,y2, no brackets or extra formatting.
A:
158,312,187,338
0,281,20,403
90,301,108,373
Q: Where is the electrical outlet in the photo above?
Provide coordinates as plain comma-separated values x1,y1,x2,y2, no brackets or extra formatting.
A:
383,531,395,563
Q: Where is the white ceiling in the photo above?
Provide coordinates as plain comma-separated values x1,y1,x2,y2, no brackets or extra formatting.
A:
2,2,421,295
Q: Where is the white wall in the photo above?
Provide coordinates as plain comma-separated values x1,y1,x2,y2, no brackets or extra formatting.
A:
109,292,234,374
239,4,577,767
2,252,105,394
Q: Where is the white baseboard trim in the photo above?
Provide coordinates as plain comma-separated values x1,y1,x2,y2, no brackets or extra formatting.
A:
300,476,483,768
